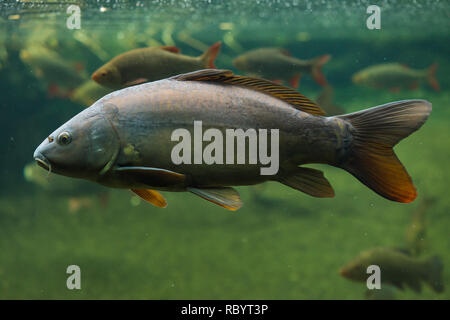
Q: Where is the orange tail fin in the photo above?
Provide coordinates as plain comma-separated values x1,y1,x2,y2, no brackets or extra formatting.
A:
200,41,221,68
337,100,432,203
427,62,440,91
310,54,331,86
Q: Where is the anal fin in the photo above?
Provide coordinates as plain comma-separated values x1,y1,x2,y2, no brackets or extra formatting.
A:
188,187,243,211
277,167,335,198
131,189,167,208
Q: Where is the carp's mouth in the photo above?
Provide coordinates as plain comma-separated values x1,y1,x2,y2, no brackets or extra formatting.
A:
34,152,52,174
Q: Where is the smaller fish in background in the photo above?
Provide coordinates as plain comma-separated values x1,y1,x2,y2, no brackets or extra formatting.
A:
91,42,222,89
352,62,440,92
20,45,88,98
405,197,434,256
70,80,113,107
233,47,331,88
339,247,444,293
315,85,345,115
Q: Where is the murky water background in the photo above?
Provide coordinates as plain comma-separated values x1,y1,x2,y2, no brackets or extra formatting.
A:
0,0,449,299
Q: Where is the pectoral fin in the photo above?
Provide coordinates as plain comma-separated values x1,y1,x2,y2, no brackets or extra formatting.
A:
131,189,167,208
188,187,243,211
115,166,186,188
277,167,335,198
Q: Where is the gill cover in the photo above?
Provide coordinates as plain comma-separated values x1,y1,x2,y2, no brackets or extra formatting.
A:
97,103,121,175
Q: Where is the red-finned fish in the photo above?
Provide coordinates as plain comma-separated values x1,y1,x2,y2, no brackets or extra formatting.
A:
233,47,331,88
352,62,440,92
339,247,444,293
91,42,222,89
34,69,431,210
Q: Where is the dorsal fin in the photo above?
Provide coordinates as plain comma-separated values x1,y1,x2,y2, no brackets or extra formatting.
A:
160,46,180,54
171,69,325,116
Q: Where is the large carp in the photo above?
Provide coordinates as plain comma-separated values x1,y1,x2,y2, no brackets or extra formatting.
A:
33,69,431,210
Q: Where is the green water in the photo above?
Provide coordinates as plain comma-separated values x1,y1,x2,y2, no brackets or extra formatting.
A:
0,0,449,299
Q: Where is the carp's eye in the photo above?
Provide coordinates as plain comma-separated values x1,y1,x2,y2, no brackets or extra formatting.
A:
101,71,107,77
57,131,72,146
